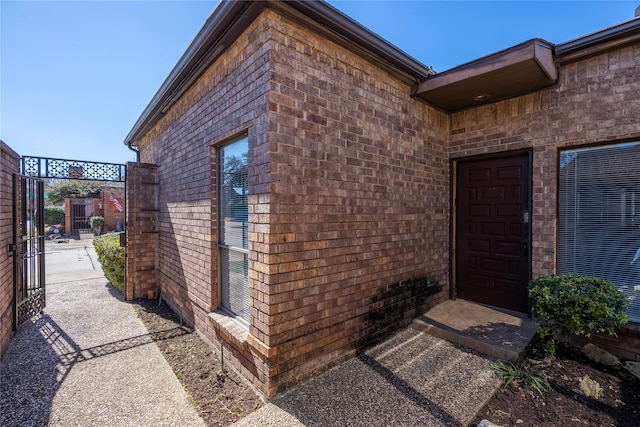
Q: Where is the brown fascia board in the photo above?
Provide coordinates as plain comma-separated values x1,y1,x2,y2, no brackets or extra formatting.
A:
413,39,557,113
279,0,434,81
124,0,263,149
413,15,640,114
555,15,640,63
123,0,434,149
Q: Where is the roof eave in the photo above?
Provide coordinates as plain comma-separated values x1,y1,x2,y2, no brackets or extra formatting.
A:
282,0,434,80
124,0,263,149
414,39,557,113
555,15,640,61
124,0,434,149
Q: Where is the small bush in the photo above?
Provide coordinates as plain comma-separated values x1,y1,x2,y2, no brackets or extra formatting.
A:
93,232,125,292
45,206,65,227
529,273,628,355
90,216,105,234
489,359,550,395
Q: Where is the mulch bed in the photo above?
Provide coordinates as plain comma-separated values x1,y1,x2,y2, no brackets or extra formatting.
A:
473,344,640,427
131,298,264,427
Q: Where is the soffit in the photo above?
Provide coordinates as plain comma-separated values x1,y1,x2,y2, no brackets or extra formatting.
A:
413,39,557,113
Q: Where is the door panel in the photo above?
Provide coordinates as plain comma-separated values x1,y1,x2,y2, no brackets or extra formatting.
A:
455,154,530,313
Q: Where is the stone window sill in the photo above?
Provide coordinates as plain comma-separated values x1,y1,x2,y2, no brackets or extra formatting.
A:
209,310,249,351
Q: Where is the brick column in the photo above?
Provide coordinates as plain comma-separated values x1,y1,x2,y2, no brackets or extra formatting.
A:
64,198,71,235
0,141,20,357
125,162,158,300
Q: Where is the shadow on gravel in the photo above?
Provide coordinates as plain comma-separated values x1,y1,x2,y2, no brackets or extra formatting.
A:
0,313,190,427
356,353,464,427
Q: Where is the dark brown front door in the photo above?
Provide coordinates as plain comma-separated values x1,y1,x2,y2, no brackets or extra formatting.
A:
455,153,531,313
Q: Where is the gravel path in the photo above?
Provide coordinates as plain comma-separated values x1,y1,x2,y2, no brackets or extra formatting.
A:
0,239,206,427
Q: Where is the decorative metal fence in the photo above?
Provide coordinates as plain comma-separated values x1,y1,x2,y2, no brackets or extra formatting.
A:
21,156,125,182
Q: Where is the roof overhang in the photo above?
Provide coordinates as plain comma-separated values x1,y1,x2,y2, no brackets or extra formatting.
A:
125,1,640,149
413,39,557,113
555,15,640,63
124,0,434,149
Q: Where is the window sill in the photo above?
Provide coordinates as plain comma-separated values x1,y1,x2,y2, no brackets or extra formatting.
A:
209,310,249,351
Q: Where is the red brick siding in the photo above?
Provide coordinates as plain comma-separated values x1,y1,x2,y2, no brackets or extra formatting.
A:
64,198,71,234
0,141,20,358
125,162,159,300
135,8,449,396
448,44,640,359
136,13,273,392
261,12,449,393
132,8,640,393
100,188,125,232
448,44,640,277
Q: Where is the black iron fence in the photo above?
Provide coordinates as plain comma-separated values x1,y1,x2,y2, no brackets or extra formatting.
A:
21,156,125,182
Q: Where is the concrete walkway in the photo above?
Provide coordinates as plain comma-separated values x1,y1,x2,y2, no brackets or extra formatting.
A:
1,236,513,426
235,328,500,427
0,238,206,427
235,299,540,426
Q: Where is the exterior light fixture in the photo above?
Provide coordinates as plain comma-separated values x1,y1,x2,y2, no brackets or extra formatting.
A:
473,94,490,101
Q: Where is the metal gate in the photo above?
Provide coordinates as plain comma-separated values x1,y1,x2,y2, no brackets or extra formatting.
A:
70,198,93,234
11,174,46,329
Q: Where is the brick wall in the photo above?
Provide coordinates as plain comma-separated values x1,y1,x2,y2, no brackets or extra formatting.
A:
64,198,71,234
131,6,640,393
125,162,158,300
0,141,20,358
136,10,273,392
260,12,449,394
98,188,125,233
135,8,449,396
449,44,640,277
448,43,640,359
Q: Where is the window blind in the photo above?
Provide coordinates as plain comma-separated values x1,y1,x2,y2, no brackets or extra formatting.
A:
218,136,249,324
558,142,640,323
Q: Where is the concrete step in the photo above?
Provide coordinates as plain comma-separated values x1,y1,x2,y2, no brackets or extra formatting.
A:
412,299,538,360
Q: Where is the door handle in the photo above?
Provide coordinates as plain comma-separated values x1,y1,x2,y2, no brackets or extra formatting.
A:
523,242,528,257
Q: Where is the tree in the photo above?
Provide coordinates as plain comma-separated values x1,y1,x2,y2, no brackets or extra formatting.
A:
46,180,103,205
223,154,248,190
223,154,248,220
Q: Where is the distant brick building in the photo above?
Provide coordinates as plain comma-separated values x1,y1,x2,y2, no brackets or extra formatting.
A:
64,186,124,235
124,0,640,396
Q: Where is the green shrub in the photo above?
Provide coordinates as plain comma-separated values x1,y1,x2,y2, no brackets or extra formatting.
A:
45,206,65,226
90,216,105,234
529,273,628,355
489,359,550,395
93,232,125,292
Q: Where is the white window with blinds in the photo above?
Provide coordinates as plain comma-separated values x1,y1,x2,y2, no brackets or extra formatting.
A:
217,136,249,326
558,141,640,323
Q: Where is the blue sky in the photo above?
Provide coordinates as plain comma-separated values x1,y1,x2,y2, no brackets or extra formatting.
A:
2,1,638,165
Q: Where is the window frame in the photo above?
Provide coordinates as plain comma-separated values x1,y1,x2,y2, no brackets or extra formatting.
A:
216,135,250,328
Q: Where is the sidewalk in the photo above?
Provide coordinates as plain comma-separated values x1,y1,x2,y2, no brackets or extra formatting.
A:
0,238,206,427
234,328,500,427
1,236,504,426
